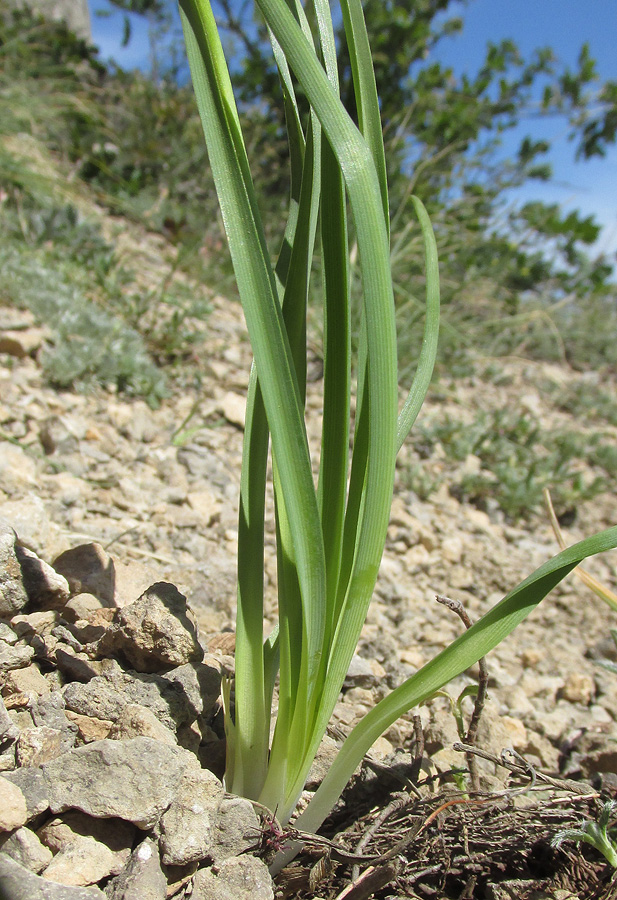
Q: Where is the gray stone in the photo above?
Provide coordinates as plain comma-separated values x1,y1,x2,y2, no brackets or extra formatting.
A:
52,545,115,605
97,583,203,673
0,852,105,899
14,546,70,610
3,766,50,820
0,826,53,873
108,704,177,745
210,797,260,863
10,611,58,639
42,836,114,887
42,738,200,829
0,623,17,645
37,812,134,877
104,839,166,900
31,693,77,753
0,521,28,617
62,665,196,733
0,776,28,831
0,697,19,747
0,639,34,671
0,495,50,556
159,768,224,865
160,662,221,722
17,726,65,767
191,855,274,900
0,446,37,495
63,594,107,622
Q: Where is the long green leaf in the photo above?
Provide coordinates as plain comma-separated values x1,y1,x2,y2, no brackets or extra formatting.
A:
283,526,617,845
179,0,327,800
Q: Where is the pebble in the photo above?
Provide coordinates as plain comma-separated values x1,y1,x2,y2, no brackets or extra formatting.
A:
0,776,28,831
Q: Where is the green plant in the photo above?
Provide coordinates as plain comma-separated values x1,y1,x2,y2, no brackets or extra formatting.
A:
409,408,612,520
552,801,617,868
179,0,617,865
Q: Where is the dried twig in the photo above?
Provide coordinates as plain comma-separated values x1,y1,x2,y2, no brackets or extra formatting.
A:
436,595,489,790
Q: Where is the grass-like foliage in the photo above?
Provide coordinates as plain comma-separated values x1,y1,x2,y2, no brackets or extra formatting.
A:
179,0,617,862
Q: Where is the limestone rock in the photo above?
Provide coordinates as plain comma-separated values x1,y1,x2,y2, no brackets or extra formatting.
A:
158,768,224,865
220,392,246,428
210,797,260,863
3,766,50,820
0,446,37,494
0,776,28,831
97,583,203,673
41,837,114,886
0,826,53,873
191,855,274,900
52,545,115,605
0,521,29,616
0,696,19,746
0,852,106,899
104,839,166,900
0,639,34,671
61,662,216,734
15,545,70,609
42,737,200,829
0,495,51,556
17,726,66,767
108,703,177,745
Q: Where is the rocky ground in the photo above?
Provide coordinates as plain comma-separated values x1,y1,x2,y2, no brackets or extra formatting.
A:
0,295,616,899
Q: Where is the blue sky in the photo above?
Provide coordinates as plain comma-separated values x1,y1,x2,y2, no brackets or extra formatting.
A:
88,0,617,253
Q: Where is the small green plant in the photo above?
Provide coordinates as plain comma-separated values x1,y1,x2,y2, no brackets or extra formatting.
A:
552,801,617,868
179,0,617,867
410,408,611,519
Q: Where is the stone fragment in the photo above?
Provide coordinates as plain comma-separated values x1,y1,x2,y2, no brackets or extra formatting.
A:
62,663,207,733
43,737,199,829
161,662,221,721
3,663,51,699
191,855,274,900
210,797,260,862
0,495,50,556
55,647,107,682
0,623,17,644
159,768,224,865
42,834,116,886
17,726,65,767
560,672,595,705
31,694,77,752
52,544,115,604
0,520,29,616
0,696,19,746
63,594,106,622
0,852,106,899
109,703,177,745
0,639,34,671
344,654,386,687
0,826,53,873
15,546,70,610
38,812,134,869
39,416,83,456
10,610,58,639
97,583,203,673
0,775,28,831
220,391,246,428
3,766,50,819
112,561,159,609
0,327,48,358
64,711,113,743
187,489,221,527
0,446,37,494
104,839,166,900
